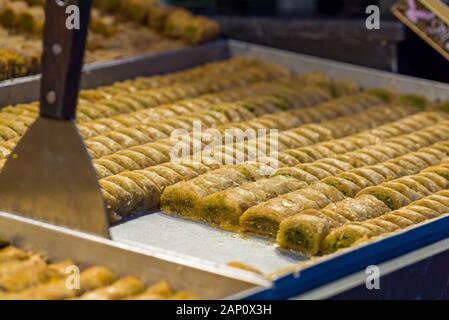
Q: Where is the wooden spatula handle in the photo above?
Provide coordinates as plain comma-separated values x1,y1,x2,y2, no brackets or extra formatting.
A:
40,0,92,121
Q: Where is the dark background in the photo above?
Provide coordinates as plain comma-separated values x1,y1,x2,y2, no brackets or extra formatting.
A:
167,0,449,83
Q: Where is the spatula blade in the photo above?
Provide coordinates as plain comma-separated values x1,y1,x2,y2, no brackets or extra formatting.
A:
0,117,110,237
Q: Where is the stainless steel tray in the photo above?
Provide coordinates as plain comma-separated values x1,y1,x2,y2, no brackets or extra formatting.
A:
2,39,449,298
0,211,269,299
108,40,449,277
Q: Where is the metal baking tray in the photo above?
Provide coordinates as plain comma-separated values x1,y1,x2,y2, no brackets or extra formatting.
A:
2,39,449,299
0,211,269,299
108,41,449,298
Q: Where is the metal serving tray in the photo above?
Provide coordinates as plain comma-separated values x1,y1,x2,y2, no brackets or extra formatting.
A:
0,211,269,299
2,39,449,299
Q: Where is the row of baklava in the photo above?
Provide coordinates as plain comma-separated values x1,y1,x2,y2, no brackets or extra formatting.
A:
160,112,449,228
0,244,199,300
0,64,353,162
158,118,449,257
94,0,220,44
0,0,121,36
97,95,421,221
277,155,449,255
0,0,220,80
0,75,334,162
90,90,389,178
321,188,449,254
8,0,221,44
0,58,288,142
198,121,449,231
2,57,281,116
0,55,260,111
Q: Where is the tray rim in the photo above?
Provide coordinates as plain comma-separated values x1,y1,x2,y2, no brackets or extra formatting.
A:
0,210,271,299
2,39,449,299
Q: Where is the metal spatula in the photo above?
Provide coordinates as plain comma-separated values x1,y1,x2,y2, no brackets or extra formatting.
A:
0,0,110,238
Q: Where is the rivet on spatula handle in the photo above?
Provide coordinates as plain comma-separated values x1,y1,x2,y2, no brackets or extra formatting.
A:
40,0,92,121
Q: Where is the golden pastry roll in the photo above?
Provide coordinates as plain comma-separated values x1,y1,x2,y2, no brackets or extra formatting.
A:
113,150,154,169
318,158,354,172
387,136,423,151
285,145,323,161
197,175,307,227
296,164,334,180
378,212,414,228
19,6,44,35
423,165,449,181
392,208,427,223
406,204,441,219
308,182,346,203
349,167,394,186
147,165,184,184
115,127,153,145
0,118,28,136
360,148,394,163
126,280,174,300
161,162,204,180
87,136,123,154
275,153,299,167
105,167,179,217
337,172,375,189
433,142,449,155
381,161,408,177
426,193,449,209
308,146,339,160
345,135,378,148
357,185,413,210
130,144,171,165
293,125,334,144
322,192,449,254
0,246,31,264
399,154,431,171
99,179,135,216
94,158,126,176
0,259,72,293
364,164,399,181
277,211,337,255
85,140,114,158
240,190,322,237
322,176,361,197
160,164,266,217
321,223,376,254
418,146,448,160
0,1,28,28
325,194,391,221
78,276,145,300
393,176,433,196
118,171,163,212
382,139,413,158
0,254,46,282
380,182,425,202
282,149,316,163
335,153,371,168
367,218,402,232
341,150,379,167
370,143,407,158
0,124,19,141
147,3,175,31
316,141,350,154
309,161,346,176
